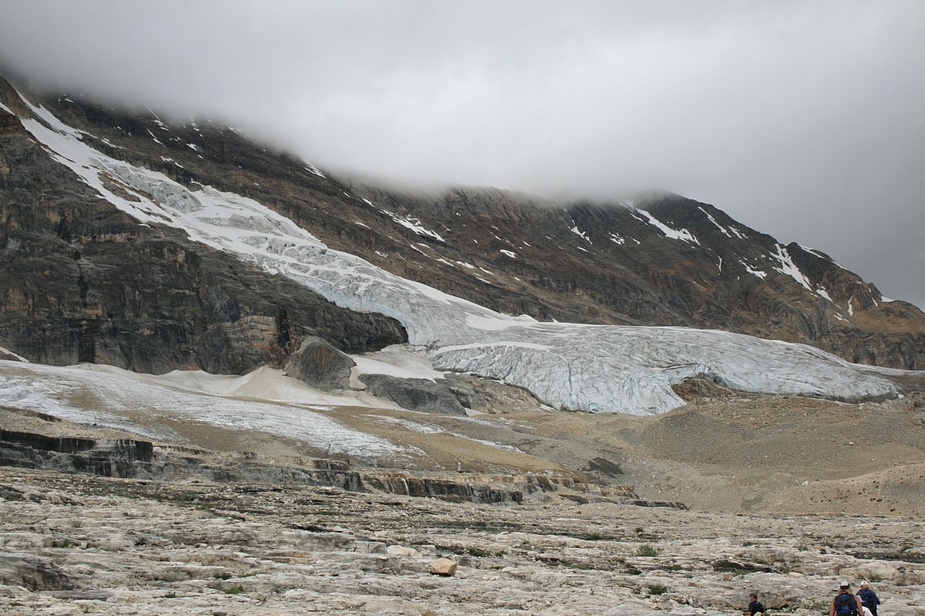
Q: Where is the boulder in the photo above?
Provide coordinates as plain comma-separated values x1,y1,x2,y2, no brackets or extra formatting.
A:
428,558,457,577
359,374,466,415
286,336,356,391
387,545,421,558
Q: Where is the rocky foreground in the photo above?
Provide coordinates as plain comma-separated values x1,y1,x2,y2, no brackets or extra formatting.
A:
2,463,925,616
2,385,925,615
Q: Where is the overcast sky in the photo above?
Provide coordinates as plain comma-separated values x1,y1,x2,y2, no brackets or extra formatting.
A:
1,0,923,308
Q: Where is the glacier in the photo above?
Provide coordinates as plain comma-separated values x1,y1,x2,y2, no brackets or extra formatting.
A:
0,361,418,462
9,91,910,415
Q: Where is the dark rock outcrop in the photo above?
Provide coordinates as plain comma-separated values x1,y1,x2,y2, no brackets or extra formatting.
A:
359,374,467,415
0,430,153,477
285,336,356,391
361,471,568,505
0,428,364,490
442,372,545,414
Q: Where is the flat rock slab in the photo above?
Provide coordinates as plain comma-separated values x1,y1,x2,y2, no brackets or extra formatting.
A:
1,467,924,615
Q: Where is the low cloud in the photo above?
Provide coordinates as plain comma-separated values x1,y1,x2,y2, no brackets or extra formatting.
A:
1,0,923,306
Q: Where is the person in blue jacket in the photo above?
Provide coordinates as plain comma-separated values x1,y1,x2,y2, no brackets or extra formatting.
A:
744,591,765,615
857,581,880,616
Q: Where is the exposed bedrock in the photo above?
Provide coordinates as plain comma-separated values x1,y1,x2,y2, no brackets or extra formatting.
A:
0,428,365,490
358,374,468,415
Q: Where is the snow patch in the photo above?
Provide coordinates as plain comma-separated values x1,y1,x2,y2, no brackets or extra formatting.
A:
770,244,814,292
728,226,747,240
570,226,593,244
0,346,29,362
636,210,700,245
383,210,445,242
351,345,445,383
739,260,767,279
302,162,325,178
697,206,731,237
800,245,843,268
409,244,430,257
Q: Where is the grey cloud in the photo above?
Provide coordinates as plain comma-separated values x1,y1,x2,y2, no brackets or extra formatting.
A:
1,0,923,307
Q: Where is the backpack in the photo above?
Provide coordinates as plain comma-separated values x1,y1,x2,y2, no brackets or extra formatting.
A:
835,593,858,616
858,589,877,607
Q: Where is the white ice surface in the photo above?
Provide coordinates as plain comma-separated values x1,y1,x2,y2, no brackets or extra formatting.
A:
9,94,915,416
349,344,446,384
0,361,414,462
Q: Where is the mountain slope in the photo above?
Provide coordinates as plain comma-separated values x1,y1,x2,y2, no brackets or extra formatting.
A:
3,78,922,418
20,81,924,370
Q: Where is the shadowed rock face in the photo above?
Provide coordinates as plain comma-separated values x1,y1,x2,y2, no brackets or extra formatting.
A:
0,427,366,491
0,430,154,477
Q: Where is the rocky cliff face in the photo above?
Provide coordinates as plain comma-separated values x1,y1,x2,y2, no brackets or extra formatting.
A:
2,75,923,372
0,77,406,374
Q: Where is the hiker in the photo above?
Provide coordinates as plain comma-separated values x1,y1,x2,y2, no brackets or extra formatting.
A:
830,581,864,616
743,591,765,616
857,581,880,616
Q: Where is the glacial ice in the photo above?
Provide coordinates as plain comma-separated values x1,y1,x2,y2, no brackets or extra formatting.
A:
0,362,416,461
11,92,909,415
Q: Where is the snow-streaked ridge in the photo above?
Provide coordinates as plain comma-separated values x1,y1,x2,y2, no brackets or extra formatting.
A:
8,93,907,416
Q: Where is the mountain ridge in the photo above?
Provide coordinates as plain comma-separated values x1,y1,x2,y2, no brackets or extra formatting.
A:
13,78,922,370
1,74,924,384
